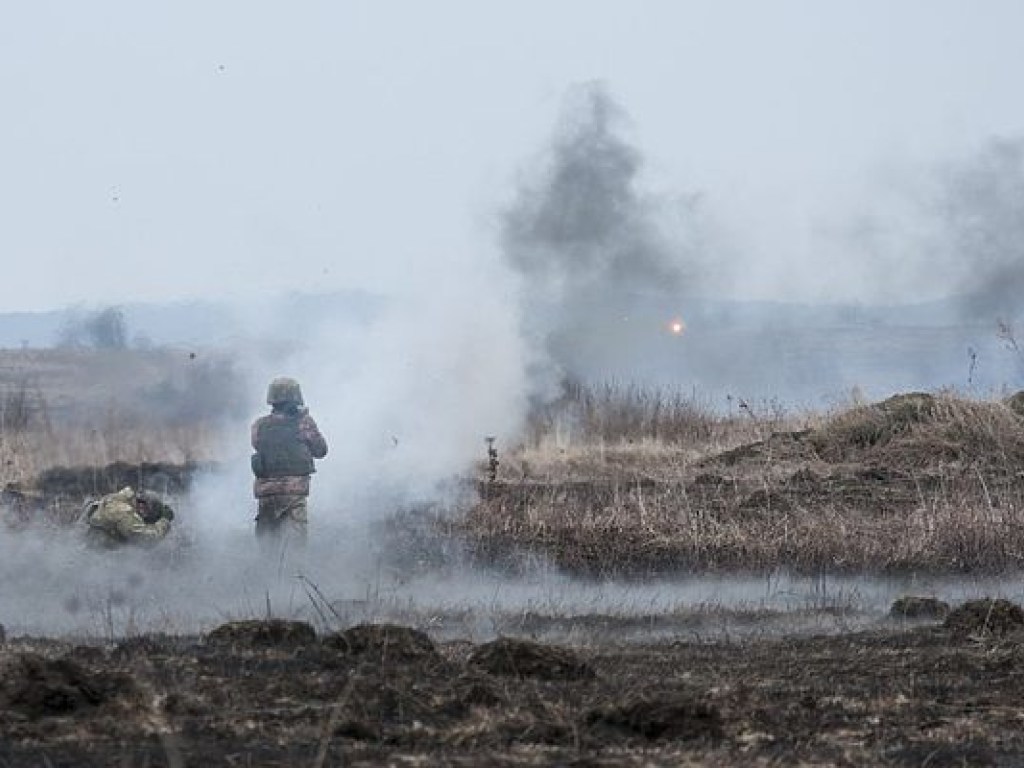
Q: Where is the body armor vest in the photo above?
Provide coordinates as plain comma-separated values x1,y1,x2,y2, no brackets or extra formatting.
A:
253,417,315,478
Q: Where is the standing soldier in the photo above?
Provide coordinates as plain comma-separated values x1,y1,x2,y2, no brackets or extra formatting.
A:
250,377,328,550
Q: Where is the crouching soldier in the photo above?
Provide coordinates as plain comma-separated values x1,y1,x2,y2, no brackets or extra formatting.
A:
251,377,328,550
82,486,174,548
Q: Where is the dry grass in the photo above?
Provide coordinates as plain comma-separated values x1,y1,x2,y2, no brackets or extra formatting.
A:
0,349,233,488
466,389,1024,575
1,421,219,487
0,397,220,490
524,381,723,445
513,381,808,483
464,476,1024,575
810,391,1024,469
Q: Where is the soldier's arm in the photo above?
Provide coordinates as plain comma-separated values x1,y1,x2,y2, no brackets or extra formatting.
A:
251,419,261,450
299,414,328,459
116,515,170,543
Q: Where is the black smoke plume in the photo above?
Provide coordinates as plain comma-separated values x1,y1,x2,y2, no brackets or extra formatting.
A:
500,82,692,387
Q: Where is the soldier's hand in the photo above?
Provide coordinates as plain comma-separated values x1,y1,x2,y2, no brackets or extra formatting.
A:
162,506,175,522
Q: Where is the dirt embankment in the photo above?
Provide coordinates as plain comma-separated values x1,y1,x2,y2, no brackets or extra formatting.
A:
5,613,1024,766
462,392,1024,576
2,460,216,527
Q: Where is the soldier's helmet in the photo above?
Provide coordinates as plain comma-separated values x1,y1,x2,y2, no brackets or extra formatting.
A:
136,490,175,524
266,376,304,407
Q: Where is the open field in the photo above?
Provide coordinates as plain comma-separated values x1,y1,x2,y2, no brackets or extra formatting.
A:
6,352,1024,764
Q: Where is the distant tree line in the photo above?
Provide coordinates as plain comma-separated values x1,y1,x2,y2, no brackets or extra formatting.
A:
56,306,129,349
51,305,247,424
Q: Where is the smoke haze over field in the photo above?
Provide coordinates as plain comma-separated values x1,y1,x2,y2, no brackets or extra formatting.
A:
5,517,1024,638
8,1,1024,638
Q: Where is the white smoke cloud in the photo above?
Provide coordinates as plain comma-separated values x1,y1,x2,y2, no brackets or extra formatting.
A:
184,244,531,538
293,271,531,515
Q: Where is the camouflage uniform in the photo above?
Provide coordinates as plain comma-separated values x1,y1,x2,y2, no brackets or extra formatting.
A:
83,486,173,548
251,378,328,549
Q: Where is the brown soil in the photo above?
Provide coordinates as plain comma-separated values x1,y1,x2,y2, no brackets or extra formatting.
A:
5,616,1024,766
468,637,595,681
321,623,440,663
586,695,724,741
0,654,137,719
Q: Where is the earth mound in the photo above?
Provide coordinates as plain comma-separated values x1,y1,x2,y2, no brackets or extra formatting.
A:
1005,390,1024,418
0,654,135,719
322,623,439,663
715,392,1024,473
809,392,1024,470
35,460,211,499
206,619,317,649
944,599,1024,636
889,596,950,620
809,392,937,460
468,637,595,681
586,695,724,741
5,460,217,526
111,634,180,661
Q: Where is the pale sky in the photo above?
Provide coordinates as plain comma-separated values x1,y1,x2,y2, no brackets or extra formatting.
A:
3,1,1024,311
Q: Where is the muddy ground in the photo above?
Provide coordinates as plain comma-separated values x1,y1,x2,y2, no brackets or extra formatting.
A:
3,609,1024,767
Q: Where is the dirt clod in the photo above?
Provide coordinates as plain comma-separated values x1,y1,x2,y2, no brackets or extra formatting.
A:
468,637,595,681
322,623,439,663
890,596,951,620
587,695,724,741
206,619,317,649
944,599,1024,636
0,654,133,719
334,719,378,741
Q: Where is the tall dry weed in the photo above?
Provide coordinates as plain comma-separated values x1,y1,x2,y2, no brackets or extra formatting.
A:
0,398,217,489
